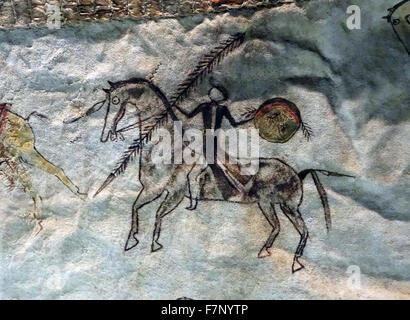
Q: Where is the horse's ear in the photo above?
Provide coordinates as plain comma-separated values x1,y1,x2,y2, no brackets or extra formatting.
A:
108,81,115,87
103,88,110,93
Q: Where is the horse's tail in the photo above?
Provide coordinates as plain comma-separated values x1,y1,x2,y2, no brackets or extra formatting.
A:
298,169,354,232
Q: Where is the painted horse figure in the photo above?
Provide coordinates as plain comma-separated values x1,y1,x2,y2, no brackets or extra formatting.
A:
0,103,87,230
72,78,352,273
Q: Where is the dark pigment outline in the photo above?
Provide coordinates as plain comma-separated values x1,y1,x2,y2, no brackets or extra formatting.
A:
69,33,354,273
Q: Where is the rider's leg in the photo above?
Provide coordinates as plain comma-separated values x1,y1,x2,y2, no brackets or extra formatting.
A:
186,158,207,210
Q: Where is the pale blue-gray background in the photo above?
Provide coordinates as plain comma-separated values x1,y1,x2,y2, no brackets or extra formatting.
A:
0,0,409,299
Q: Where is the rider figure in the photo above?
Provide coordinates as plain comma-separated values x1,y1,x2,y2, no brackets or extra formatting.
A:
175,83,252,210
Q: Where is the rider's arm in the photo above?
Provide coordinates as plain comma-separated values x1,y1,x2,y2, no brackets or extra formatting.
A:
220,106,252,127
173,103,208,118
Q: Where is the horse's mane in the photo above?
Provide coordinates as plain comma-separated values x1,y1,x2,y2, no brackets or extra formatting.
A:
94,33,246,196
108,78,154,90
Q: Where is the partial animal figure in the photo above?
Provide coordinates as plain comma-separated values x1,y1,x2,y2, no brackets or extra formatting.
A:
0,103,87,231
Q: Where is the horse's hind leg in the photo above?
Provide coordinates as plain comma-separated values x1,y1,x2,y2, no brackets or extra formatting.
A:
257,201,280,258
280,204,309,273
125,187,163,251
151,187,186,252
20,148,86,199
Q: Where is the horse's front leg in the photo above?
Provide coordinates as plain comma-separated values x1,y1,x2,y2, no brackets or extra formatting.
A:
125,186,164,251
151,167,188,252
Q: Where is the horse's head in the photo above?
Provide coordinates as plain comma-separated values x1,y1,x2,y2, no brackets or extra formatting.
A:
100,78,175,142
65,78,173,142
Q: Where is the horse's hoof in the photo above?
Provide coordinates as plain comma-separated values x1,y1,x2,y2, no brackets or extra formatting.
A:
292,257,305,273
124,234,139,251
34,220,44,236
151,241,163,252
258,247,271,258
77,192,88,201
